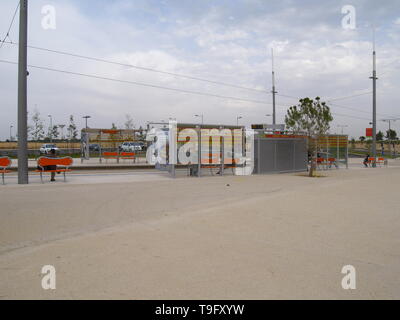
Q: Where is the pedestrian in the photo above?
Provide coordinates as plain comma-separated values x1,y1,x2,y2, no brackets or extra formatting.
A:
363,154,370,168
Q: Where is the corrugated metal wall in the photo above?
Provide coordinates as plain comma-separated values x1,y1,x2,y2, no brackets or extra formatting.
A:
254,138,307,174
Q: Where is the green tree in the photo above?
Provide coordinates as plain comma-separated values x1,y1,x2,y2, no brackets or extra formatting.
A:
67,115,78,140
359,136,366,142
386,129,397,141
51,125,59,140
376,131,384,141
350,138,356,150
30,109,45,141
285,97,333,177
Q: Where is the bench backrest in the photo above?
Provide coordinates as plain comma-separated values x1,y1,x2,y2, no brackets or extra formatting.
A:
120,152,135,157
0,156,11,168
368,157,375,162
38,156,73,167
378,157,384,161
328,158,336,162
103,152,119,157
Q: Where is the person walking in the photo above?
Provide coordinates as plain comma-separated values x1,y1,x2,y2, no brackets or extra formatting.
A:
363,154,370,168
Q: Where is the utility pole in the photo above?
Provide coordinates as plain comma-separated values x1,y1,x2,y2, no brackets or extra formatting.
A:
369,28,378,167
271,48,277,125
17,0,28,184
381,118,399,135
337,125,348,135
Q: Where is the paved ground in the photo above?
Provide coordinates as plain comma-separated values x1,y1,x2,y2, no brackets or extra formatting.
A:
0,161,399,299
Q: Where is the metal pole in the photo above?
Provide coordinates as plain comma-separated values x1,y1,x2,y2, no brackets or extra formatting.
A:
82,116,91,160
346,137,349,169
197,125,201,177
370,33,377,167
271,48,277,125
10,125,13,141
17,0,28,184
220,126,224,176
337,135,339,166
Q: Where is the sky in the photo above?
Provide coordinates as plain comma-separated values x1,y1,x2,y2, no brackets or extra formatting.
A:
0,0,399,140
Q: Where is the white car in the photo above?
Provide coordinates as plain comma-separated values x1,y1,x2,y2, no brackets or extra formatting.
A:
119,142,142,152
39,144,59,155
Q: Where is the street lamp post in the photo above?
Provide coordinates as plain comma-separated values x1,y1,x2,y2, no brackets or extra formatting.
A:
194,114,204,125
10,125,13,141
236,116,242,126
82,116,91,160
82,115,91,129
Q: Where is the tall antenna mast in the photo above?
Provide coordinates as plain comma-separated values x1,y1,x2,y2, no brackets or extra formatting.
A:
271,48,277,125
369,25,378,166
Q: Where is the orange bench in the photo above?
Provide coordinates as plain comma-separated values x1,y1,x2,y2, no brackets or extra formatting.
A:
316,157,327,169
376,157,385,167
367,157,376,167
0,156,11,185
36,156,73,183
198,153,240,175
101,152,120,163
327,157,338,169
120,152,136,163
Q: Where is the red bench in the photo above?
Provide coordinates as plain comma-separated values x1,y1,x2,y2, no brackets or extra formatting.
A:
36,156,73,183
120,152,136,163
101,152,120,163
376,157,386,167
367,157,376,167
0,156,11,185
197,153,240,175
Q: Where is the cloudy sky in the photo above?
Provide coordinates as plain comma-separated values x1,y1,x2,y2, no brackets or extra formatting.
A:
0,0,399,139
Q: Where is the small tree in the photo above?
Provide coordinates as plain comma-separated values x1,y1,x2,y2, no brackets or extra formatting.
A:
285,97,333,177
124,114,135,130
67,115,78,140
30,109,45,141
51,125,59,140
350,138,356,150
386,129,397,141
386,129,398,156
376,131,384,141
